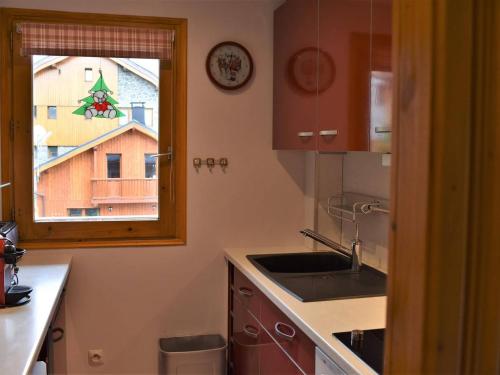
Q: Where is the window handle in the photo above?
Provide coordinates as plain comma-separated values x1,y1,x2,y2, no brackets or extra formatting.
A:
150,152,171,158
150,147,173,160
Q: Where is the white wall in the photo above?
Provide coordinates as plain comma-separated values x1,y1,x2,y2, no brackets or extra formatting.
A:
0,1,306,373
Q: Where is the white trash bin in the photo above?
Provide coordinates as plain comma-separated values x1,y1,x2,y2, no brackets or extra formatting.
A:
159,334,226,375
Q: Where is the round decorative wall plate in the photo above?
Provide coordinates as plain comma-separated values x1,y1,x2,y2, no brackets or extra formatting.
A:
287,47,336,94
206,41,254,90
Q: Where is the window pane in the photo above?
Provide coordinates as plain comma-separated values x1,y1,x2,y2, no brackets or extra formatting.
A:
48,106,57,119
131,102,146,125
85,68,93,82
107,154,121,178
145,154,157,178
48,146,58,158
33,55,160,222
68,208,82,216
85,208,100,216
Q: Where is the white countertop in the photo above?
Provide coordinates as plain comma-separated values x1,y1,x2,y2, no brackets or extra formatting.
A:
0,254,72,375
225,246,386,375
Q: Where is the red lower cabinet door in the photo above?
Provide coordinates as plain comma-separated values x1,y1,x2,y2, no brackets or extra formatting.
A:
260,330,303,375
261,298,315,374
231,297,261,375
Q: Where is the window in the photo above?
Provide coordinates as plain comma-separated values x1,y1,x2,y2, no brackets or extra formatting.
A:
48,146,58,158
68,208,82,216
47,106,57,119
2,9,187,248
131,102,146,125
85,208,100,216
145,154,157,178
107,154,121,178
84,67,93,81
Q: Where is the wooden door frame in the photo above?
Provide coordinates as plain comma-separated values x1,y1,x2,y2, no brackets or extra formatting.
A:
386,0,499,373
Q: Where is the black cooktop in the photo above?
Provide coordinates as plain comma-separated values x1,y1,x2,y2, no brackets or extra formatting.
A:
333,329,385,374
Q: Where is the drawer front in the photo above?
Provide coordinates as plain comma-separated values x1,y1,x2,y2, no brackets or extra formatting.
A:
260,327,304,375
261,296,315,375
233,268,262,319
231,296,263,375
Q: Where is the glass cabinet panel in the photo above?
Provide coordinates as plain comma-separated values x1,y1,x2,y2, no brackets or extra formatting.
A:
370,0,393,153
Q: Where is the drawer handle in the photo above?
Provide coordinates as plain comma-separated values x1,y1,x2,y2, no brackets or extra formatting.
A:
297,131,314,137
238,287,254,297
243,324,259,339
274,322,296,341
375,126,392,134
319,130,338,136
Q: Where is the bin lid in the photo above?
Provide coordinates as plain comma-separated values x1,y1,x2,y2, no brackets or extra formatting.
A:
159,334,226,353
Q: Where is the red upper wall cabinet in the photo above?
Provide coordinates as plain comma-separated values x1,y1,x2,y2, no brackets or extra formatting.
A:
273,0,318,150
273,0,393,152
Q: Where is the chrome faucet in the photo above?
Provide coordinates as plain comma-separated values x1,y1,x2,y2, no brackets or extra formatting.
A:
300,229,362,272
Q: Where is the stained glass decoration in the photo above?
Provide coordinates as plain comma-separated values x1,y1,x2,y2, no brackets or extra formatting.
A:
73,70,125,119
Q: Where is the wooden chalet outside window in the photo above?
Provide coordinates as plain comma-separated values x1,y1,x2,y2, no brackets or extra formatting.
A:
0,9,187,248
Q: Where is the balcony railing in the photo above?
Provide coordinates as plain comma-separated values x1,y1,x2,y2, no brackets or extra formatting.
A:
91,178,158,204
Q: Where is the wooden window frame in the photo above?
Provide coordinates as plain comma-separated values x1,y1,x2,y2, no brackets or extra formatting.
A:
0,8,187,249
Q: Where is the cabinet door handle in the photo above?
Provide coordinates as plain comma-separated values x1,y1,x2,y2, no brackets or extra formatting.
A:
243,324,259,339
52,327,64,342
375,126,392,134
274,322,296,341
319,130,338,136
238,287,254,297
297,131,314,137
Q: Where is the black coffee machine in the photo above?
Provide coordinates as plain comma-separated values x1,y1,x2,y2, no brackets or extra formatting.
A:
0,222,32,307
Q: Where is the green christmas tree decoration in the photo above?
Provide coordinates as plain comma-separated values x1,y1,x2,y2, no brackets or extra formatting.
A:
73,70,125,119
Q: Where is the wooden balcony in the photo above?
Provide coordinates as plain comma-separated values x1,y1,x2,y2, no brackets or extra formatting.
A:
91,178,158,204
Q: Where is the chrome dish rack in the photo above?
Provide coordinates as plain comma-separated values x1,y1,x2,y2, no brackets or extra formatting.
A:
327,192,389,223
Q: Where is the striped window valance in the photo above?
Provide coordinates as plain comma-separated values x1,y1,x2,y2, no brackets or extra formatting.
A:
18,22,175,61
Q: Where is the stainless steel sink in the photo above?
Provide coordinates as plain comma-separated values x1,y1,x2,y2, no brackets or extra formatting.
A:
247,252,386,302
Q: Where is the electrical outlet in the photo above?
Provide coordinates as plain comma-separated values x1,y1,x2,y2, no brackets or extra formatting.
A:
88,349,104,366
